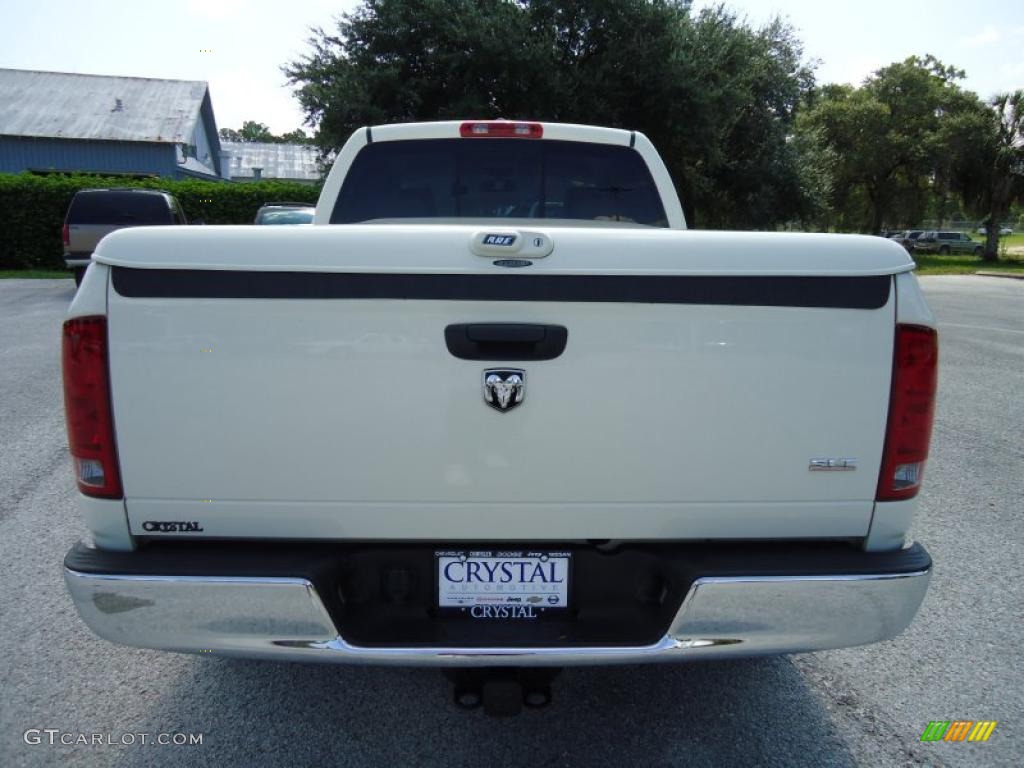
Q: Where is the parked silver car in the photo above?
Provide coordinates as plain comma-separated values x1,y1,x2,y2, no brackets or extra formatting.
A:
890,230,924,254
254,202,315,225
914,231,982,256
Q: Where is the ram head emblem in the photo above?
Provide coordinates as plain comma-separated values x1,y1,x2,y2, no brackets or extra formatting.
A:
483,369,526,412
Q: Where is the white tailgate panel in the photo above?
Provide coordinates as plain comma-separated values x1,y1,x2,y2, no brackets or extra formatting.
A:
109,292,893,539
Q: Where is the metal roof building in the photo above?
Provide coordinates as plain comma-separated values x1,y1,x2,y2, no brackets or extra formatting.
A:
0,68,227,180
220,141,324,184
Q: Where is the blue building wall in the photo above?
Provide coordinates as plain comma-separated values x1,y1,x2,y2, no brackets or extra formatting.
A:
0,136,179,177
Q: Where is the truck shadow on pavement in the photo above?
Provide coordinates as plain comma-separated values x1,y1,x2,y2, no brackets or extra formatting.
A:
117,655,857,768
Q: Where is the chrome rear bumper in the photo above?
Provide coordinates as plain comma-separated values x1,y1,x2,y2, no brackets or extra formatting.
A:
64,557,931,667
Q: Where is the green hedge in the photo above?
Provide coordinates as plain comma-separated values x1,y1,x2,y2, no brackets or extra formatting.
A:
0,173,322,270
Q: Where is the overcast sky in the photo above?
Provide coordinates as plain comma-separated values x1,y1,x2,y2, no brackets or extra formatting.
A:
1,0,1021,135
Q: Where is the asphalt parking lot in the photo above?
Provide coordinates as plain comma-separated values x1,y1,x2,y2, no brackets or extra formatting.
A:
0,275,1021,767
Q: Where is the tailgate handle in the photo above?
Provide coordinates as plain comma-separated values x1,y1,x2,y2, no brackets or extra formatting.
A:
445,324,567,360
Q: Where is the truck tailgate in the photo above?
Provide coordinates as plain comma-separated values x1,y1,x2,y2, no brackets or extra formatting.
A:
97,225,907,541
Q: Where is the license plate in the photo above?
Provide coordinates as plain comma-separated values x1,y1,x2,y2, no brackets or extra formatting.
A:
436,550,571,611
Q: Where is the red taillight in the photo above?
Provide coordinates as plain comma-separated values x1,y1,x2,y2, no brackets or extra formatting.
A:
876,324,938,501
62,317,122,498
62,223,70,246
459,121,543,139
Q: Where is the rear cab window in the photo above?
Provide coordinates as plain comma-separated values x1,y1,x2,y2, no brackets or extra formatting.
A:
68,192,173,225
331,139,668,226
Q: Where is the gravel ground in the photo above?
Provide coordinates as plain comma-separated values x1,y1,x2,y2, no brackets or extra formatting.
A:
0,275,1020,767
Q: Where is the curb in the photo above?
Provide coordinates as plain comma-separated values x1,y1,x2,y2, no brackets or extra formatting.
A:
976,271,1024,280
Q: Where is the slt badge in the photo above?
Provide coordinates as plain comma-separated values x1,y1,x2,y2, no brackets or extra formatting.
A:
483,369,525,412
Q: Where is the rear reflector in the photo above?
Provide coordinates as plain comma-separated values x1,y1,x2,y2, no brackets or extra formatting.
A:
62,317,122,498
460,121,543,139
876,324,938,501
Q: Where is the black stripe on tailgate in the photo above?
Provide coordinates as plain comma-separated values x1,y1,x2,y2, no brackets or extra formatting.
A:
111,268,891,309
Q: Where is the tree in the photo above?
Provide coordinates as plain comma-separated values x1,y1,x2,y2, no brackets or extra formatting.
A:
283,0,815,228
945,91,1024,261
218,122,310,144
284,0,547,146
796,56,973,232
674,11,814,227
218,127,243,142
238,120,275,142
279,128,310,143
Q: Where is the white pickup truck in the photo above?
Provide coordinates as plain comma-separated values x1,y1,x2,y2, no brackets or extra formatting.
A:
63,120,936,711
